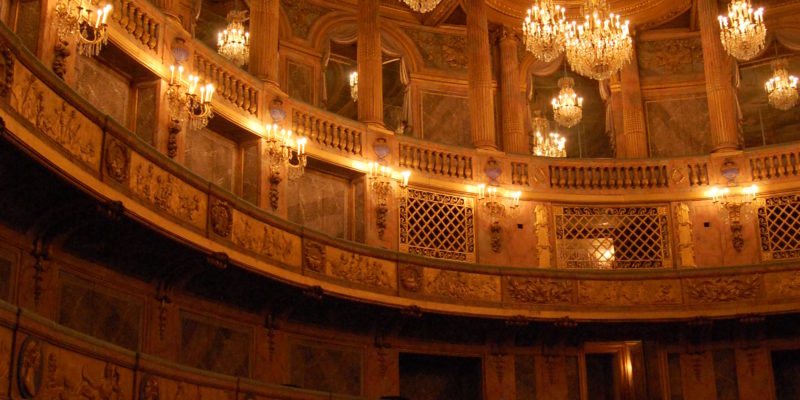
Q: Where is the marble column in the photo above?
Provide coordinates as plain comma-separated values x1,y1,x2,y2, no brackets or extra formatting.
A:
498,27,527,154
619,44,649,158
248,0,280,87
465,0,497,150
357,0,384,128
698,0,740,152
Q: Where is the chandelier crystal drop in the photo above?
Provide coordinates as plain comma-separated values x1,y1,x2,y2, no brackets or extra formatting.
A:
552,76,583,128
564,0,632,81
218,10,250,67
765,59,799,111
522,0,567,62
718,0,766,61
53,0,112,57
401,0,442,13
533,131,567,158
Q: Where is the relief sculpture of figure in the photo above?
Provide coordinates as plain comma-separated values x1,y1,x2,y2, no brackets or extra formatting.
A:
18,338,43,399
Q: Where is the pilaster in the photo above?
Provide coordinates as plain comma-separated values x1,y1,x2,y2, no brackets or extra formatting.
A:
498,27,526,154
248,0,280,88
357,0,384,128
465,0,496,150
619,43,649,158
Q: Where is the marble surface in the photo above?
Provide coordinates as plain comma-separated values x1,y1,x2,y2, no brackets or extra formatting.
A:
289,342,362,396
287,170,350,239
421,92,470,147
281,0,329,39
180,315,251,377
565,355,581,400
401,28,467,72
134,85,157,145
713,349,739,400
287,60,314,104
514,355,536,400
58,272,142,351
16,0,40,52
399,353,482,400
0,252,10,302
241,142,259,206
74,55,130,126
637,38,704,78
184,128,236,191
645,96,712,157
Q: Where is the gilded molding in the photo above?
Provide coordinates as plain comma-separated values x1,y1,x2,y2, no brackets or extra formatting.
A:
325,248,396,290
104,136,130,184
209,199,233,238
231,210,300,267
303,241,325,273
578,280,680,306
398,264,422,293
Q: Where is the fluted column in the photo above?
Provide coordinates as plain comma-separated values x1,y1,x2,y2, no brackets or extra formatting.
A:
698,0,740,152
248,0,280,86
465,0,497,149
619,44,649,158
357,0,384,127
498,27,527,154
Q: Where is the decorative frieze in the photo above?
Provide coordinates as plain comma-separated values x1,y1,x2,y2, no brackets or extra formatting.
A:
578,280,681,305
505,277,573,304
324,247,396,290
423,269,501,302
129,153,206,229
230,210,300,267
686,276,761,303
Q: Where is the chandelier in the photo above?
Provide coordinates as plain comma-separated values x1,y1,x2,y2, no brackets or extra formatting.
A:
166,65,215,131
765,58,798,111
218,9,250,67
529,110,550,154
718,0,766,61
532,131,566,157
53,0,112,56
401,0,442,13
564,0,632,81
522,0,566,62
552,76,583,128
349,72,358,102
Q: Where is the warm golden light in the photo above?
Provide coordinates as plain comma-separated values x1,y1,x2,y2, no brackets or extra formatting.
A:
718,0,766,61
765,59,799,111
522,0,566,62
564,0,632,80
552,76,583,128
218,10,250,67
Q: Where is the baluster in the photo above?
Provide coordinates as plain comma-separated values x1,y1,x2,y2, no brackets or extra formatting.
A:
411,148,419,170
125,7,136,33
791,153,798,176
141,18,151,46
465,157,473,180
773,156,781,178
243,86,252,112
111,0,122,22
335,126,344,150
445,154,452,177
148,22,159,50
133,9,144,39
354,131,362,155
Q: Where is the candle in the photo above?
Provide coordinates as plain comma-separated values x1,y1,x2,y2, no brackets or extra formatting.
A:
102,4,111,24
95,9,102,28
169,65,174,85
401,170,411,187
205,84,214,102
178,66,183,84
477,183,485,199
297,137,307,155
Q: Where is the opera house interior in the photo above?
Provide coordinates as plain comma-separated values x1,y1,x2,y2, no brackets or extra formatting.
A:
2,0,800,398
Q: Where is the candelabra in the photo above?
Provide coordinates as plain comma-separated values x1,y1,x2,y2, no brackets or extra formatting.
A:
166,66,214,131
218,9,250,67
264,124,306,178
349,72,358,102
53,0,112,56
552,76,583,128
400,0,442,13
564,0,631,81
367,163,411,239
477,185,521,252
522,0,566,62
533,131,566,158
765,58,799,111
529,110,550,155
718,0,766,61
708,184,759,252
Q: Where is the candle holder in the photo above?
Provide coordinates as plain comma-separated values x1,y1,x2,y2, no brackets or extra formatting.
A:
53,0,112,57
367,163,411,240
708,184,759,252
165,65,215,131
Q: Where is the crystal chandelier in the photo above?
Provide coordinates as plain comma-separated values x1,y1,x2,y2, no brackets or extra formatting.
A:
265,124,308,181
166,65,215,131
564,0,632,81
218,9,250,67
349,72,358,102
529,110,550,154
53,0,112,56
552,76,583,128
532,131,566,157
718,0,766,61
522,0,566,62
765,58,798,111
401,0,442,13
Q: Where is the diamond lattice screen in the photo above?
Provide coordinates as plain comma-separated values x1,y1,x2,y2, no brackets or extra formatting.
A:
758,194,800,260
553,206,672,269
399,188,475,262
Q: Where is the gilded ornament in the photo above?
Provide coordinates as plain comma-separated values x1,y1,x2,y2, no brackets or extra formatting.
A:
327,252,393,290
687,276,761,303
578,280,679,305
130,155,204,228
138,375,159,400
506,278,572,304
424,269,500,302
399,265,421,292
303,241,325,273
209,200,233,238
17,337,42,399
231,212,296,265
104,137,129,183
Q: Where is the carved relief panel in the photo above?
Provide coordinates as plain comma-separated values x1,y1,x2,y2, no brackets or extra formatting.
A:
229,210,301,268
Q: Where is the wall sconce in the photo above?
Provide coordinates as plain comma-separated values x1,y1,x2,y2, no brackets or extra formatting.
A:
368,163,410,240
54,0,112,56
166,65,214,131
349,72,358,102
708,184,759,252
478,184,521,252
264,124,307,210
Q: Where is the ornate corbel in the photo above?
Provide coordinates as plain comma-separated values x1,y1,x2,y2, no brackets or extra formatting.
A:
52,39,70,79
490,220,502,253
269,171,281,211
376,203,388,239
167,118,181,159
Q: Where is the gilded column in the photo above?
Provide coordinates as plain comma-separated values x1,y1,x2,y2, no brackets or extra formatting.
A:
465,0,497,149
619,44,648,158
698,0,740,152
357,0,384,128
498,27,527,154
248,0,280,86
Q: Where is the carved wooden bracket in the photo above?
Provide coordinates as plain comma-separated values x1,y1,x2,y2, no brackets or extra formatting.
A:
52,39,70,79
167,118,181,159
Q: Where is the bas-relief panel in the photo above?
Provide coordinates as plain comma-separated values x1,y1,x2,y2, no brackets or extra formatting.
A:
10,61,103,170
764,270,800,299
74,55,130,125
286,60,314,105
287,170,349,239
577,279,681,306
58,272,142,351
421,92,470,147
180,314,251,377
637,38,703,77
645,96,712,157
323,246,396,290
129,152,207,230
289,342,362,396
280,0,329,39
230,209,301,267
422,268,501,303
15,336,135,400
401,28,467,72
183,128,235,191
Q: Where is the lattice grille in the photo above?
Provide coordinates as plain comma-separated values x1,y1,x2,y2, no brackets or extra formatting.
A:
758,194,800,260
553,206,671,269
399,188,475,262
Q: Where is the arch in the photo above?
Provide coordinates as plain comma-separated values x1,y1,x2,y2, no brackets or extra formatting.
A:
277,3,292,41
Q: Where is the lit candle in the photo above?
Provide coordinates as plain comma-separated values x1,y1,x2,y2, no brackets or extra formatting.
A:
102,4,111,24
95,9,102,28
401,170,411,187
169,65,174,85
205,84,214,102
478,183,485,199
296,137,307,155
178,66,183,84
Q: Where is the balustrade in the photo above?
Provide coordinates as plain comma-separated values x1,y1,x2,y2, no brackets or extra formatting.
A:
193,50,259,116
291,106,363,156
109,0,160,53
548,163,669,189
748,148,800,182
398,142,473,180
